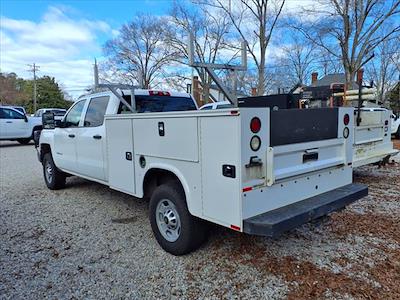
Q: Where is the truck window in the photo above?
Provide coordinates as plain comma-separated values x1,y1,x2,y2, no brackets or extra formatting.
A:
0,108,24,119
118,95,197,114
84,96,109,127
64,100,86,127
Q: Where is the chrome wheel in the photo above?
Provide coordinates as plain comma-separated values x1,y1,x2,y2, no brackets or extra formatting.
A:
45,161,53,183
156,199,181,242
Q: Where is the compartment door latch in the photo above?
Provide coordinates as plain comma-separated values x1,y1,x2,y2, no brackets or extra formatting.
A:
222,165,236,178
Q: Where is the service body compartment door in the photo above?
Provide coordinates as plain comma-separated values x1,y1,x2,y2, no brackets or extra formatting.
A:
200,116,241,228
106,118,135,195
133,117,198,162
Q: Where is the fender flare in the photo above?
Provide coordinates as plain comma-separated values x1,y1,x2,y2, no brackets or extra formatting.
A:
141,163,194,214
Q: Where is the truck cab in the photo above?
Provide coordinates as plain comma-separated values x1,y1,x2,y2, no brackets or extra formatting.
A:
38,89,197,182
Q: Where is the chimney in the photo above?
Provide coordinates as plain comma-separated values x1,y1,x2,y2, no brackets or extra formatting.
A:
251,87,257,96
311,72,318,84
357,68,364,84
192,76,202,107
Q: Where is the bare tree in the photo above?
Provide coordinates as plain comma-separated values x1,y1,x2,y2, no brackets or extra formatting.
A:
167,1,236,102
274,33,315,86
295,0,400,88
365,32,400,104
206,0,286,95
103,15,177,89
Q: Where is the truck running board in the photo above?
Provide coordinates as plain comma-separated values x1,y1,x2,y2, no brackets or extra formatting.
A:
243,183,368,237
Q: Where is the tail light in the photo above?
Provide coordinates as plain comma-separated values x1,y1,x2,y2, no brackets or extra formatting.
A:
343,114,350,125
250,117,261,133
385,120,389,126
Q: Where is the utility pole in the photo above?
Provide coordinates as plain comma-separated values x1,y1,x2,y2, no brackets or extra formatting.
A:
94,59,99,90
28,63,40,112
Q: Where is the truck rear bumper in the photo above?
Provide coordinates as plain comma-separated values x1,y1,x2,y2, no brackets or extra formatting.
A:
243,183,368,237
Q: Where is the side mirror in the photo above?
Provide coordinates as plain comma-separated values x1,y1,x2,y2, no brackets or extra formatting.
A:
55,119,62,127
24,115,28,122
42,111,55,129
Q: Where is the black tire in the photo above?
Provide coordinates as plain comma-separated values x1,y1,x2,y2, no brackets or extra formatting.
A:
149,181,208,255
43,153,66,190
17,138,31,145
396,126,400,139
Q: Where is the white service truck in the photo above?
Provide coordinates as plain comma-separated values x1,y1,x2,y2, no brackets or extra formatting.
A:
36,87,367,255
353,108,399,167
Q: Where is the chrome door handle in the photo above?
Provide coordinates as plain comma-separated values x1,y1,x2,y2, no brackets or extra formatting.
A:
93,135,102,139
68,134,75,138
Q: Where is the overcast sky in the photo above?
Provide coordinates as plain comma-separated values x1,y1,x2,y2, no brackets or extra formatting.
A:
0,0,316,98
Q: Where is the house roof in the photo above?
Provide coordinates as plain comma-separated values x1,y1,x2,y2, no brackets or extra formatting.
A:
312,73,359,89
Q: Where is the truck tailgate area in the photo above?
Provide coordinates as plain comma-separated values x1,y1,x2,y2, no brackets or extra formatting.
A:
243,183,368,237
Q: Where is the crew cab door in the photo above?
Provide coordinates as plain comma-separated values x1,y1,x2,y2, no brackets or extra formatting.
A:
0,108,29,139
75,96,109,181
53,100,86,172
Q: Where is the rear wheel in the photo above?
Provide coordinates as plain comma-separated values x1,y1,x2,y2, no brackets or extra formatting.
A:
43,153,66,190
17,138,31,145
149,181,208,255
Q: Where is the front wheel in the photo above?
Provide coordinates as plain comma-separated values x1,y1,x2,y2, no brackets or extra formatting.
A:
43,153,66,190
149,181,208,255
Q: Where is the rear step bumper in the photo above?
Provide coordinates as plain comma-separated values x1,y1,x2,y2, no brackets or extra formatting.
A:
243,183,368,237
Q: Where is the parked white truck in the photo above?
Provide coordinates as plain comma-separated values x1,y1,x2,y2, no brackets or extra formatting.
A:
36,87,368,255
391,112,400,138
353,108,399,167
0,106,42,144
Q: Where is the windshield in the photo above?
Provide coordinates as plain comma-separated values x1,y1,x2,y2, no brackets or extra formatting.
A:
52,110,66,116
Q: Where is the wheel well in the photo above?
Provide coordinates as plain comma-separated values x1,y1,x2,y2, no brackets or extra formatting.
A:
143,168,184,199
40,143,51,162
32,125,43,135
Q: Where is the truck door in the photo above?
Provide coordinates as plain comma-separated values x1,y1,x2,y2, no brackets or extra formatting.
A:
53,100,86,172
0,108,29,139
76,96,109,181
0,108,10,138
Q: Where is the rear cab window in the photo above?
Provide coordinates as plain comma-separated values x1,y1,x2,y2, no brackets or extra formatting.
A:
118,95,197,114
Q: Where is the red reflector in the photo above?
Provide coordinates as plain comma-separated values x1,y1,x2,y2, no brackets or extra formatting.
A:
242,187,252,192
230,225,241,231
343,114,350,125
250,117,261,133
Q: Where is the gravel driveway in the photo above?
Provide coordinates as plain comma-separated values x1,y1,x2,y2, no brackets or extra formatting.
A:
1,141,399,299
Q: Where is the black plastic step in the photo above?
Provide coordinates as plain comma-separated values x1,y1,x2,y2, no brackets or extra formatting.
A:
243,183,368,237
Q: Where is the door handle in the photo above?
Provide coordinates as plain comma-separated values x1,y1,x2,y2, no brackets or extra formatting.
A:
68,134,75,138
93,135,102,140
6,121,12,123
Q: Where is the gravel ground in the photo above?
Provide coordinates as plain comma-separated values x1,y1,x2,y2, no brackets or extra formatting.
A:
0,140,399,299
